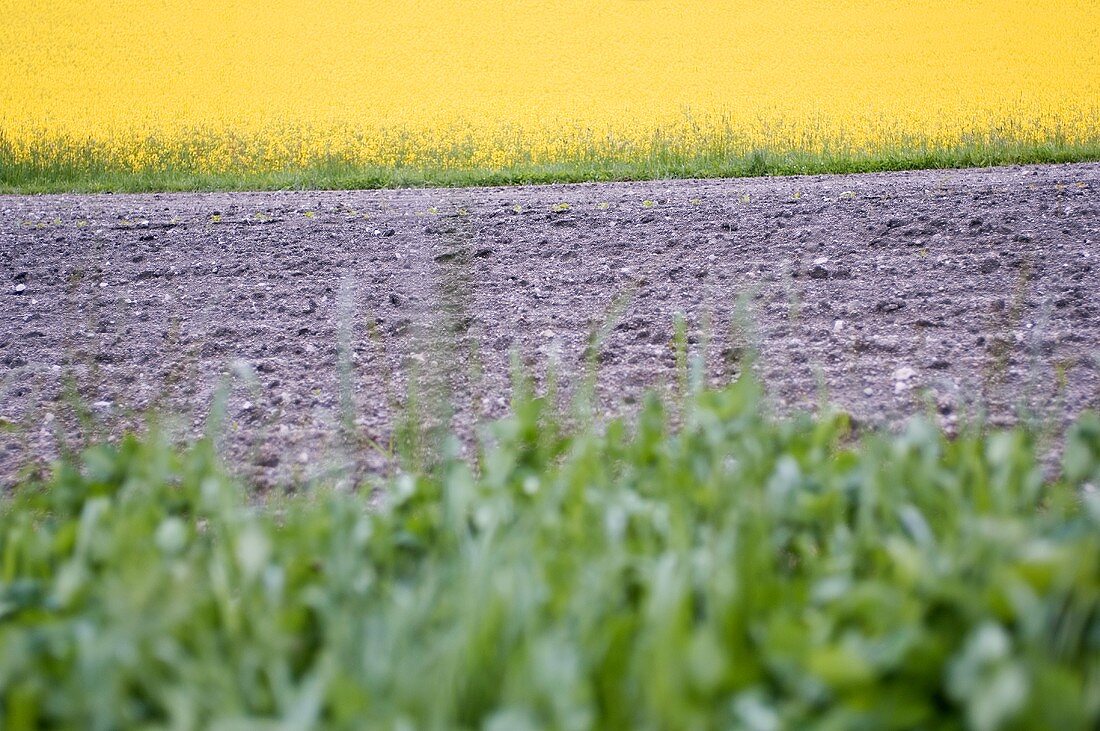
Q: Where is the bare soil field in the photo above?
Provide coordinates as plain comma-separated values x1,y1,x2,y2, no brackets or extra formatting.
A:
2,164,1098,487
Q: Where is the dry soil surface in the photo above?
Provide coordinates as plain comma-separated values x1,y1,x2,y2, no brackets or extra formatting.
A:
2,163,1098,487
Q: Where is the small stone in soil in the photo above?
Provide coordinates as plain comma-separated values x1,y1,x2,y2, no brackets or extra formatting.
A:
979,256,1001,274
893,366,916,381
875,300,904,313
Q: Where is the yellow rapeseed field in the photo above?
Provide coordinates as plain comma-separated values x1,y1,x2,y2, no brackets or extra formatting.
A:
1,0,1099,184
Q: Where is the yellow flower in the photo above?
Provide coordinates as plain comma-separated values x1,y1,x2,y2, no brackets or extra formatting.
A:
0,1,1095,179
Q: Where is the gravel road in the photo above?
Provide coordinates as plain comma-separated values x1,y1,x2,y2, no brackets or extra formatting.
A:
2,163,1098,486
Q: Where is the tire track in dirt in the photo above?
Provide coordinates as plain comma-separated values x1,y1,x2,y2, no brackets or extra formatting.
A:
2,163,1098,486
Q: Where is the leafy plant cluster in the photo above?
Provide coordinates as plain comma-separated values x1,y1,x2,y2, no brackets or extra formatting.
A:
2,377,1099,730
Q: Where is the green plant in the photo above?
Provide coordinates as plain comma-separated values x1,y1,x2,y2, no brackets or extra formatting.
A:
3,133,1099,195
1,377,1098,729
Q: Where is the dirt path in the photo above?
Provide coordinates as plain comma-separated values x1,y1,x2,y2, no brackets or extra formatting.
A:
2,163,1098,486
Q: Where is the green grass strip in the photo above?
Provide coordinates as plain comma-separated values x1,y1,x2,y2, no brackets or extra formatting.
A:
2,139,1099,194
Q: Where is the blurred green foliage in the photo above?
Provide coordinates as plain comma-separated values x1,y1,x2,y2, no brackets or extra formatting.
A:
2,378,1099,730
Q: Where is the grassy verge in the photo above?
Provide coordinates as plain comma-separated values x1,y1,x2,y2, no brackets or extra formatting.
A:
3,138,1099,194
2,375,1100,729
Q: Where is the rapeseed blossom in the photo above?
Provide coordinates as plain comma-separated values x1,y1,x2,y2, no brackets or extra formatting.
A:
1,1,1097,179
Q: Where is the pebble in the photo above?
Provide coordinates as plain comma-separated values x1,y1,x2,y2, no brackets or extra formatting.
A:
875,300,905,313
13,283,25,294
893,366,916,381
893,366,917,394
